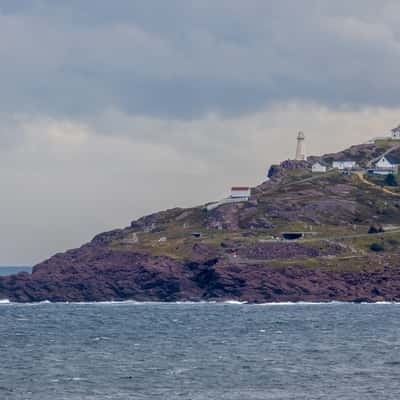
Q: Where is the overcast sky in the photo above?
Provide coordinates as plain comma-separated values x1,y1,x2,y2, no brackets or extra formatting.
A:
1,0,400,265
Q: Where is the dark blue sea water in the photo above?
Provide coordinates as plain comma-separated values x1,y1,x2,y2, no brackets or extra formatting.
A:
1,301,400,400
0,267,32,276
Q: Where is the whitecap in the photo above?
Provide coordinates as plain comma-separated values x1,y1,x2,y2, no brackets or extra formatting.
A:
3,299,400,306
255,301,400,306
174,300,214,304
93,336,111,341
223,300,248,304
255,301,340,306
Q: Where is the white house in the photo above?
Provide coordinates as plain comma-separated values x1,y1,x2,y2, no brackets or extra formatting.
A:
230,186,251,200
373,155,399,175
206,186,252,211
391,125,400,140
332,160,357,170
312,162,327,173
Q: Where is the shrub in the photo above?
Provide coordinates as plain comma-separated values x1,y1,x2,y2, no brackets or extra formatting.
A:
368,225,384,234
370,243,384,252
385,173,398,187
368,226,378,234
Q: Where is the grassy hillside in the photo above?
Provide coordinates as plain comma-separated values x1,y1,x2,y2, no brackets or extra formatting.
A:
105,145,400,271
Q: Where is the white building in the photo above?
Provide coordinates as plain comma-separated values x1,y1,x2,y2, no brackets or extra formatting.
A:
373,155,399,175
332,160,357,170
230,186,251,200
391,126,400,140
312,162,327,173
206,186,252,211
295,131,306,160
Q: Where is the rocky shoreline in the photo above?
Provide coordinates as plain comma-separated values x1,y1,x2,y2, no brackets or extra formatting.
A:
1,242,400,303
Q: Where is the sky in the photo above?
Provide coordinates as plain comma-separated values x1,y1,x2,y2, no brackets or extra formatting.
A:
1,0,400,265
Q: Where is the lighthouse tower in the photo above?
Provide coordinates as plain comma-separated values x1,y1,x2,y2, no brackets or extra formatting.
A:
295,131,306,160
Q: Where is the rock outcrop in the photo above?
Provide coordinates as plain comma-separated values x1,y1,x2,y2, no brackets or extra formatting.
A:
267,159,310,181
1,246,400,303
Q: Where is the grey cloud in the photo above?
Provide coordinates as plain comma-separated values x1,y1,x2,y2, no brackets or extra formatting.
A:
0,1,400,120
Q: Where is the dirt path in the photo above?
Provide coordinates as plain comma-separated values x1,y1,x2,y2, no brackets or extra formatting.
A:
354,172,400,197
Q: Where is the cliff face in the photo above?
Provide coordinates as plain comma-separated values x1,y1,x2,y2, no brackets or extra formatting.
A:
0,244,400,303
2,139,400,303
2,249,400,303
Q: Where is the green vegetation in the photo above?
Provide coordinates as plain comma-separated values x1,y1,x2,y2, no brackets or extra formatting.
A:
370,242,384,252
362,172,400,194
106,138,400,272
385,173,398,186
374,139,397,148
367,174,386,186
368,225,384,234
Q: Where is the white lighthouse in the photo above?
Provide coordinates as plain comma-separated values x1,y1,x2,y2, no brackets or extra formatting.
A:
295,131,306,161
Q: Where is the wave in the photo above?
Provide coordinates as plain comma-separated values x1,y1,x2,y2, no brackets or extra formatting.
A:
1,299,400,306
255,301,400,306
255,301,343,306
223,300,248,304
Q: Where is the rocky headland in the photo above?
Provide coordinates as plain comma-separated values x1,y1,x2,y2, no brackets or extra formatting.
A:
2,139,400,303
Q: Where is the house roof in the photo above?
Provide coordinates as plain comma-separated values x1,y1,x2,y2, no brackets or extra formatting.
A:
231,186,251,191
380,154,400,165
312,161,327,167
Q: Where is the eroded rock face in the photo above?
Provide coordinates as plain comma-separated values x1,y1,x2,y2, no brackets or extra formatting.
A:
206,203,244,230
267,160,310,180
0,245,202,302
1,246,400,303
237,242,344,260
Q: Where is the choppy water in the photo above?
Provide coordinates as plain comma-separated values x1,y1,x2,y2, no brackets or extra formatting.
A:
1,302,400,399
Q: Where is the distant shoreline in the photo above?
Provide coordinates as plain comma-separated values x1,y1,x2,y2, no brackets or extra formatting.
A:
1,299,400,306
0,266,32,277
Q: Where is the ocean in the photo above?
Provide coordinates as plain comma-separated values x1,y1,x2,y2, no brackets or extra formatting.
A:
0,267,32,276
1,301,400,399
